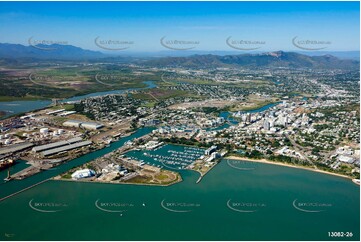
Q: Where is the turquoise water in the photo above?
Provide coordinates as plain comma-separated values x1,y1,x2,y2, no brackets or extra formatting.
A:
0,160,30,185
217,102,280,128
246,102,280,113
62,81,158,102
125,144,205,170
0,100,52,119
219,111,238,124
0,159,358,241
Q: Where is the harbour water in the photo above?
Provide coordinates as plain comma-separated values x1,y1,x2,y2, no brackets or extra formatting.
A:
0,158,359,241
62,81,158,102
125,144,205,170
0,100,52,119
243,102,280,113
218,102,280,126
0,160,30,185
212,103,280,131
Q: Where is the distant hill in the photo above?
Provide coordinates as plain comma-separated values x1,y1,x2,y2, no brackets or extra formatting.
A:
298,51,360,61
0,43,358,69
144,51,359,69
0,43,105,60
120,50,360,60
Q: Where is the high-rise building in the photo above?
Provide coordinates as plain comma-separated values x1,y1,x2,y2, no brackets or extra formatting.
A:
205,145,217,155
246,113,251,123
263,120,270,130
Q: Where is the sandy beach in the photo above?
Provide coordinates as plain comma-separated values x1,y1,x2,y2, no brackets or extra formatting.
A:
226,156,355,181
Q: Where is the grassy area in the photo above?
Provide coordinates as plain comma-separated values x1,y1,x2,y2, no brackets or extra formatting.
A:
126,175,152,184
0,65,159,100
0,95,45,102
227,101,277,112
227,94,280,112
52,117,68,124
155,173,169,180
141,101,157,108
126,170,180,185
61,173,72,179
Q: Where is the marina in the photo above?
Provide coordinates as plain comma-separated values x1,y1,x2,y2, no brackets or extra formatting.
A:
125,144,204,170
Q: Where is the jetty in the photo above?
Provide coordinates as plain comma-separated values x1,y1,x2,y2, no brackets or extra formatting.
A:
0,178,51,202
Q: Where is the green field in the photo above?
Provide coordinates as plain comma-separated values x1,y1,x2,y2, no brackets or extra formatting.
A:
0,64,158,100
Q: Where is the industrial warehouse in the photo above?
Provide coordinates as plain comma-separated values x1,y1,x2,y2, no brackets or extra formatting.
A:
41,141,92,157
32,137,92,157
32,137,83,153
63,120,104,130
0,142,34,155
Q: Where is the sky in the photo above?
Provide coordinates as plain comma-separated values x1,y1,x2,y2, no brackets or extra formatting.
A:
0,1,359,52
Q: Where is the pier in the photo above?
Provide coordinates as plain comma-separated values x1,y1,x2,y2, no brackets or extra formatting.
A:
0,178,51,202
196,175,203,184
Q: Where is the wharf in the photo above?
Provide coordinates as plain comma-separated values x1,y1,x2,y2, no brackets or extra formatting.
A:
0,179,51,202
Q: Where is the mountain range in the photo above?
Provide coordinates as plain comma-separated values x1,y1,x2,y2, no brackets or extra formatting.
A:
0,43,105,60
0,43,359,69
143,51,359,69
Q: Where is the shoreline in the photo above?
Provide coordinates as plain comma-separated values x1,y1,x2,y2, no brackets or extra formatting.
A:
226,156,355,181
53,175,182,187
192,159,221,184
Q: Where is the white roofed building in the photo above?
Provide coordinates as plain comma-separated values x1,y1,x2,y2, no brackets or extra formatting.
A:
71,169,96,180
